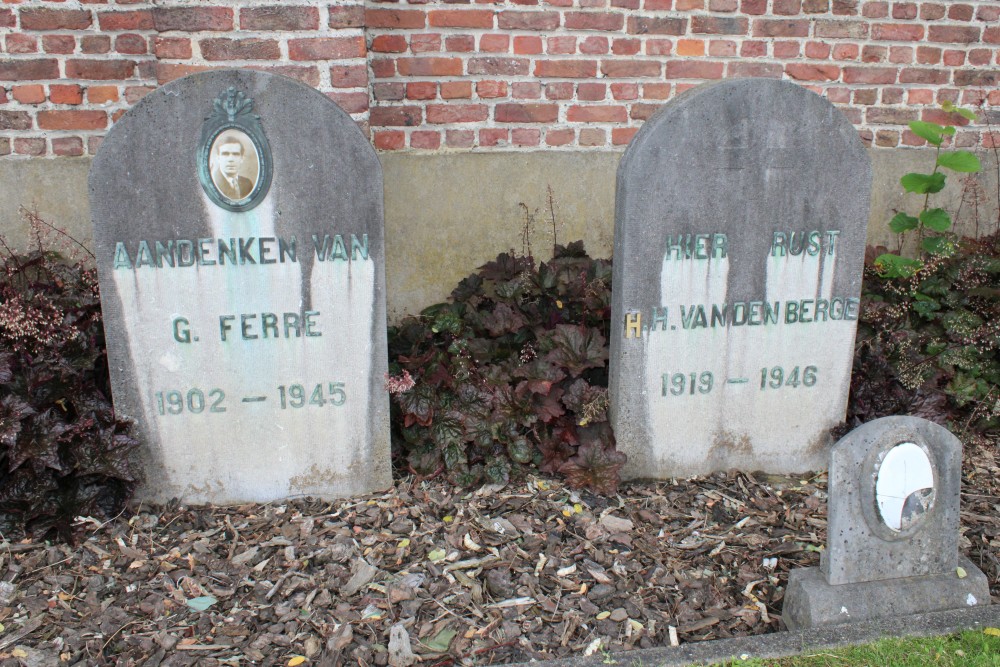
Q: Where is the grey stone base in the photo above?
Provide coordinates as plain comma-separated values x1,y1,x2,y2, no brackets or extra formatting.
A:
783,555,990,630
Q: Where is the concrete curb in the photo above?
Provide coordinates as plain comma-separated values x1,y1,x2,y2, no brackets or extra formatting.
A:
499,604,1000,667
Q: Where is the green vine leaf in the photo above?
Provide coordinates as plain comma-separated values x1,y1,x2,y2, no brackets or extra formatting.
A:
921,236,956,256
901,172,946,194
919,208,951,232
936,150,981,173
874,253,923,279
888,212,919,233
908,120,946,146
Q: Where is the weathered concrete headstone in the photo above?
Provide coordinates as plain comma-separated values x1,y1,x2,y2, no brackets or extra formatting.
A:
783,416,990,628
90,70,390,503
610,78,871,478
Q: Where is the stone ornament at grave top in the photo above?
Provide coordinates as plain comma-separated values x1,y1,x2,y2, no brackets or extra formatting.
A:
783,416,989,628
90,70,390,503
610,78,871,479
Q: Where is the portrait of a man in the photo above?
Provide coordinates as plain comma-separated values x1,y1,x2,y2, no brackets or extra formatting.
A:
209,130,259,202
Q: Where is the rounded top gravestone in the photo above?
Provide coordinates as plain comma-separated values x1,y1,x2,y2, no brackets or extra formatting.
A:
609,78,871,479
90,70,390,503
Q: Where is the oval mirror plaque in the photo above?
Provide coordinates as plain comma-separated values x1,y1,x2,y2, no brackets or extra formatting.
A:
875,442,934,532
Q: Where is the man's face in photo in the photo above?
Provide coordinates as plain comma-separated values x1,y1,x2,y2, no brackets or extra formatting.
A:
219,140,244,178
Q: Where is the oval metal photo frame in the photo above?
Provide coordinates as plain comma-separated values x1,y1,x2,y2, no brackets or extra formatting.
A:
197,87,273,213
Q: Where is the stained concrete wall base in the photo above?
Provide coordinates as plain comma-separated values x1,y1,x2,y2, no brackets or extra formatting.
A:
498,602,999,667
783,555,989,630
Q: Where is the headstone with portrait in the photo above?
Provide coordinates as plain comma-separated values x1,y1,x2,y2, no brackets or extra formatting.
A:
90,70,391,503
609,78,871,479
782,416,990,628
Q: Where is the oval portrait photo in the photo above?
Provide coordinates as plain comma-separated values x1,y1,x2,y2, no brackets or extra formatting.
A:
209,129,260,203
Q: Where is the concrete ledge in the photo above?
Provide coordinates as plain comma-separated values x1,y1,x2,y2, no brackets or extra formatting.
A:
500,604,999,667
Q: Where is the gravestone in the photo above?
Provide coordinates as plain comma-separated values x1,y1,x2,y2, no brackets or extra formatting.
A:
783,416,990,628
610,78,871,478
90,70,391,503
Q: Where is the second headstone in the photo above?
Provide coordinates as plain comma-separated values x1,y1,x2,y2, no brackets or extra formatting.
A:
610,78,871,478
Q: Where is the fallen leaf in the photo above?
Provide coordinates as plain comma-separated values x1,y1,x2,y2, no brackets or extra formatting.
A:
956,566,967,579
287,657,306,666
185,596,217,612
423,627,457,653
985,628,1000,637
427,549,447,562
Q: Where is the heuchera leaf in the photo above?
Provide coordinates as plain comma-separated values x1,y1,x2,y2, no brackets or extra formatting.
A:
542,324,608,377
482,303,528,337
936,151,981,173
901,172,946,194
558,424,625,495
919,208,951,232
889,212,919,234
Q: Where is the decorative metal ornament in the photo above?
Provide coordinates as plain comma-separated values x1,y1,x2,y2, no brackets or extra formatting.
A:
197,87,273,212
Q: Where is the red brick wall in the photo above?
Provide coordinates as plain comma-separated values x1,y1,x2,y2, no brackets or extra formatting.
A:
0,0,997,157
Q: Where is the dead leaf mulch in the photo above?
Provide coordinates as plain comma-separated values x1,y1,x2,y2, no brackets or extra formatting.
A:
1,437,997,666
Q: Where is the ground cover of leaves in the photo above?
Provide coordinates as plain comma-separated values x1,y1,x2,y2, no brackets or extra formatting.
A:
1,438,997,667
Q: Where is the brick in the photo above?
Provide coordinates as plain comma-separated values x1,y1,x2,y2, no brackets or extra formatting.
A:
978,6,1000,22
113,34,146,55
410,34,442,53
0,9,12,28
331,65,367,88
444,35,474,53
676,0,705,7
612,127,639,145
577,82,606,100
954,70,1000,87
815,20,869,39
832,0,859,14
43,35,76,55
328,90,367,114
398,57,464,76
14,139,46,157
329,6,365,29
475,56,534,77
644,0,673,8
921,108,971,126
374,130,405,150
741,0,767,14
565,12,623,31
888,46,913,64
86,85,118,104
968,49,991,66
665,60,724,79
370,106,422,127
948,4,973,21
38,110,107,131
154,37,191,59
898,68,948,84
98,10,153,31
754,19,809,37
773,41,799,58
892,2,917,19
612,38,640,55
82,36,112,54
871,24,923,41
478,129,507,147
874,130,899,147
498,11,559,29
729,62,782,77
865,108,916,124
6,35,38,54
852,89,877,104
0,111,31,131
861,45,886,63
123,86,154,104
611,82,638,100
942,50,965,66
200,37,279,61
0,59,59,80
628,17,685,35
646,39,673,55
440,81,472,99
842,66,897,84
691,16,747,35
805,41,831,59
288,37,365,60
495,103,558,122
406,82,436,100
773,0,801,13
613,0,640,8
707,39,736,56
601,60,661,78
66,59,135,80
514,36,543,54
861,1,887,17
426,104,487,123
372,35,408,53
476,80,507,98
629,103,658,120
365,9,426,29
928,26,980,44
511,128,540,147
534,60,596,78
480,35,509,52
50,84,83,104
52,137,84,157
429,9,494,28
785,63,841,81
241,6,318,31
155,63,213,85
643,83,672,99
545,128,575,146
21,8,92,31
545,82,574,99
512,82,541,99
547,37,577,54
445,130,474,148
881,87,904,104
580,36,609,54
374,82,405,101
832,43,859,60
709,0,739,9
567,105,626,122
579,128,605,146
152,7,233,32
408,130,440,149
916,47,941,65
13,85,45,104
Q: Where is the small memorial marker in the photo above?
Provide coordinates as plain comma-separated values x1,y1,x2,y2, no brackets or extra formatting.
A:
609,78,871,478
783,416,990,628
90,70,390,503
